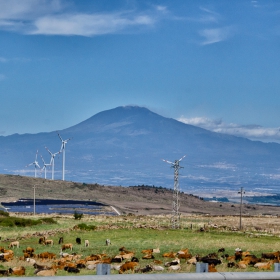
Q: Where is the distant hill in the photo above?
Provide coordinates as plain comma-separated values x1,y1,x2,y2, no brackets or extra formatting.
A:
0,174,279,216
0,106,280,200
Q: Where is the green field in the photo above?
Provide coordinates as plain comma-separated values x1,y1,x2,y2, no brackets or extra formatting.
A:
0,213,280,276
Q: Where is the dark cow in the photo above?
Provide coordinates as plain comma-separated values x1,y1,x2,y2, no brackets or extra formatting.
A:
39,237,46,244
64,266,80,273
261,251,280,260
0,269,10,276
58,237,64,245
76,238,81,245
197,257,222,266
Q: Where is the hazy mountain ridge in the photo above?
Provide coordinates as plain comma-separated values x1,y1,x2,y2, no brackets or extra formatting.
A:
0,106,280,201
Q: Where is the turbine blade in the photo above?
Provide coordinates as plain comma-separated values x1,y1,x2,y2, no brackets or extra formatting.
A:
162,159,174,165
57,131,63,141
179,155,187,162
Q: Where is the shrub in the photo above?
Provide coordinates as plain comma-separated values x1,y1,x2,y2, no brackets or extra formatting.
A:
39,217,57,224
0,210,9,217
0,217,50,227
75,223,96,231
73,211,83,220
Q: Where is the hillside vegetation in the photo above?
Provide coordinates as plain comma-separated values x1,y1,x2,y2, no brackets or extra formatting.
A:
0,174,280,216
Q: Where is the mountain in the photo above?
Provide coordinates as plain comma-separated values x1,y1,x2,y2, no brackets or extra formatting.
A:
1,106,280,200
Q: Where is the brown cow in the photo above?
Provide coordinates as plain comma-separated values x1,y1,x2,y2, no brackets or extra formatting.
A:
61,243,73,251
119,262,139,274
36,269,56,276
44,239,54,246
10,266,25,276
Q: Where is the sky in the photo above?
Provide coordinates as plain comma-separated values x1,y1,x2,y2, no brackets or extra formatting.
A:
1,0,280,143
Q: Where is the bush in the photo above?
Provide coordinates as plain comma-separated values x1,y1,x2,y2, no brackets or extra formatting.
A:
73,211,83,220
0,216,53,227
0,210,9,217
75,223,96,231
39,217,57,224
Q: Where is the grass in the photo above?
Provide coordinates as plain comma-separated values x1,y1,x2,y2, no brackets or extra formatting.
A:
0,213,279,275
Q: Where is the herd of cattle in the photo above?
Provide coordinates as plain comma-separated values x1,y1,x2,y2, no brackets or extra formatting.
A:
0,236,279,276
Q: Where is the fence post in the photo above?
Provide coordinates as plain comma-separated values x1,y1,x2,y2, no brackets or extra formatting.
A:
274,263,280,272
196,262,208,273
96,264,111,275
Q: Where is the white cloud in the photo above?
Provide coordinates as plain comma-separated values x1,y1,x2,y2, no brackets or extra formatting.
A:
178,116,280,143
0,0,163,36
31,13,155,36
198,162,236,170
0,57,7,62
199,26,233,45
0,74,6,81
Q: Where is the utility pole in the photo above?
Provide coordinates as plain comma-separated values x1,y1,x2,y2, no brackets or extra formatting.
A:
238,187,245,230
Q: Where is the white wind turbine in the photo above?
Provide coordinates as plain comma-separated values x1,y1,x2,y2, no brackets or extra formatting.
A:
26,150,40,178
57,132,71,181
45,147,60,180
40,155,51,179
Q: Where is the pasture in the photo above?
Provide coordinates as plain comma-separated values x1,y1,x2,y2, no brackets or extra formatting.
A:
0,213,280,276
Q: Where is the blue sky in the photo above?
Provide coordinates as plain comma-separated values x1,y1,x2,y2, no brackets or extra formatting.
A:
1,0,280,142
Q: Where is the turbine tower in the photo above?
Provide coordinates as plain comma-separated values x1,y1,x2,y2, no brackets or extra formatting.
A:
26,150,40,178
57,132,71,181
45,147,60,180
41,155,50,179
162,155,186,229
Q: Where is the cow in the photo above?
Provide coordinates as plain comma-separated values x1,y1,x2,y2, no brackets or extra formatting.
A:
39,237,46,244
208,263,217,272
162,252,176,258
119,262,139,274
85,240,89,247
151,265,164,271
76,237,81,245
9,266,25,276
33,263,52,274
58,237,64,244
36,269,56,276
64,266,80,273
197,256,222,266
8,241,19,248
61,243,73,251
254,261,274,270
136,265,153,273
26,258,36,264
261,251,280,260
141,249,153,255
44,239,54,246
153,248,160,253
23,247,35,255
0,269,10,276
168,264,181,271
38,252,56,260
142,254,154,259
120,252,134,259
106,239,111,246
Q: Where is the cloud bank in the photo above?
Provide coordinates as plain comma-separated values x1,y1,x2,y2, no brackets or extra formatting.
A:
178,116,280,143
0,0,165,36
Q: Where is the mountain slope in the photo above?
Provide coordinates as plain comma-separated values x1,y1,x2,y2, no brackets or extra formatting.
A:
0,106,280,198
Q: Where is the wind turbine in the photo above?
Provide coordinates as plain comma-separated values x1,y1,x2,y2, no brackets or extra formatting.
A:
45,147,60,180
40,155,51,179
162,155,186,229
26,150,40,178
57,132,71,181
